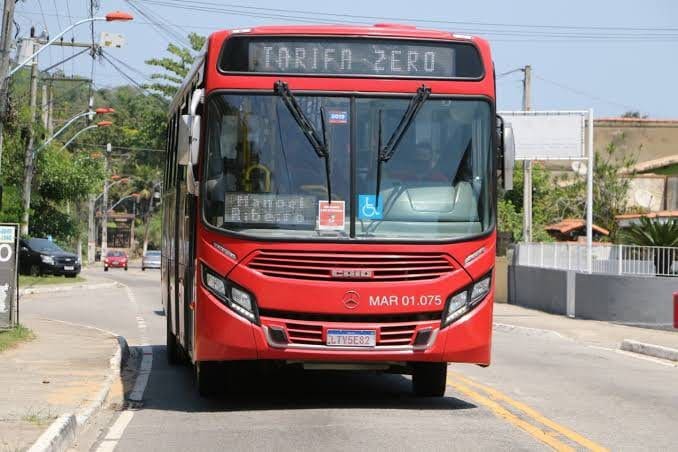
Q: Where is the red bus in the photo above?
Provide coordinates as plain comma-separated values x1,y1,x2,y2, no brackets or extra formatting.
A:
163,23,514,397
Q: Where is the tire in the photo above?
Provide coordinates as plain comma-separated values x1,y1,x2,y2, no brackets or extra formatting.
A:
412,363,447,397
29,264,41,277
166,306,180,366
195,361,220,397
125,266,128,271
104,267,109,272
142,267,146,271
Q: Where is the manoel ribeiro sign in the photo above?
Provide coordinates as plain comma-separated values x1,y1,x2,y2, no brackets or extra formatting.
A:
0,224,19,328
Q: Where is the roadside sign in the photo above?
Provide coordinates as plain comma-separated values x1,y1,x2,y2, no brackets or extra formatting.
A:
498,111,586,160
0,224,19,328
99,32,126,48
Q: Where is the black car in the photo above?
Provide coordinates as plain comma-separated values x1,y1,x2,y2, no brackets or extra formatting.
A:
19,238,81,277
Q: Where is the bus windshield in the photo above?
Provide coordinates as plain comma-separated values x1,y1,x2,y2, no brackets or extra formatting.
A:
203,93,493,241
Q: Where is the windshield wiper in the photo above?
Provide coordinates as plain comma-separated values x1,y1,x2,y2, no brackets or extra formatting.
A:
375,85,431,199
273,81,333,203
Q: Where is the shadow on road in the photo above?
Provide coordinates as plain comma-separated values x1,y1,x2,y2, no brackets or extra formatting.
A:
127,345,477,413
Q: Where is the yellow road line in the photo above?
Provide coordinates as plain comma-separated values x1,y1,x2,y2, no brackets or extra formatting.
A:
445,376,575,452
447,371,608,452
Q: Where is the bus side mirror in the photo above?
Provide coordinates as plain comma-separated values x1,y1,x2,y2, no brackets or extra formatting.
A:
177,115,191,166
497,115,515,191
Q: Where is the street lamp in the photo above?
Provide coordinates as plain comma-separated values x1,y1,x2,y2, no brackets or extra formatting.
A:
33,107,114,155
109,192,140,212
7,12,133,79
60,121,112,150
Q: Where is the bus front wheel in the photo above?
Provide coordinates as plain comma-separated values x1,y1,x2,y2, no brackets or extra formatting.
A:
195,361,219,397
412,362,447,397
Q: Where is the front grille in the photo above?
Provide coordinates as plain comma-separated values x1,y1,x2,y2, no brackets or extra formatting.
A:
54,257,75,264
262,311,440,348
285,322,323,345
275,320,419,346
246,250,454,282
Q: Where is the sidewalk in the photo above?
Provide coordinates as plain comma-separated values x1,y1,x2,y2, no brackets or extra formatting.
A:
494,303,678,352
0,318,121,451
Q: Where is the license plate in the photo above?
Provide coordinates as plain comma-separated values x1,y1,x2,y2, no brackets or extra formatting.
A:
64,266,74,271
326,329,376,347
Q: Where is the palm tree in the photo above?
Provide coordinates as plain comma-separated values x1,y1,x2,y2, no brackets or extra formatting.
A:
623,217,678,275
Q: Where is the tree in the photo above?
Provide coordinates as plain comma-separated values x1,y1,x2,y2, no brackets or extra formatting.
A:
499,142,636,242
622,217,678,275
128,164,162,255
621,111,648,119
145,33,206,98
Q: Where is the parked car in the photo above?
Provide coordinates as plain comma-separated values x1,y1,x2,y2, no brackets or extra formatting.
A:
141,250,161,271
104,250,128,271
19,238,81,277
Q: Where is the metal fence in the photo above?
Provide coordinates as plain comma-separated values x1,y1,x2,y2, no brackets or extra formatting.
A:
514,242,678,277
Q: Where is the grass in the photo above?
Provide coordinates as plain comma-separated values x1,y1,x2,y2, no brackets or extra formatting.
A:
19,274,85,287
0,325,34,353
21,408,55,427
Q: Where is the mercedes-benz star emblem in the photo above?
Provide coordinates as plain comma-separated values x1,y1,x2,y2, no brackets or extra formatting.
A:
342,290,360,310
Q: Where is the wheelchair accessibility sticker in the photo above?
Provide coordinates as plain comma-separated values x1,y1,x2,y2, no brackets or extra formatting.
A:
358,195,383,220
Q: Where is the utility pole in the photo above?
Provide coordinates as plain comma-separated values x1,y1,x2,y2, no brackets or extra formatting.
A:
0,0,17,181
88,194,95,264
20,33,39,235
101,143,111,259
41,84,48,131
47,82,53,135
522,65,533,243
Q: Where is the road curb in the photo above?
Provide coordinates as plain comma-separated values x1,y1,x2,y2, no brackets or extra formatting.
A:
620,339,678,362
19,281,119,296
27,414,77,452
27,335,130,452
493,322,568,340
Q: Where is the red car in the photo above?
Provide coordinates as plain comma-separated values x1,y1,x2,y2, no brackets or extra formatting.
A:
104,250,128,271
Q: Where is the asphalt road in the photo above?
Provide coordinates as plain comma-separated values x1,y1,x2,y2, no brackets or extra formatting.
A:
21,268,678,451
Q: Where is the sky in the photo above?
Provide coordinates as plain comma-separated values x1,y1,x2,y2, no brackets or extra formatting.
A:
13,0,678,118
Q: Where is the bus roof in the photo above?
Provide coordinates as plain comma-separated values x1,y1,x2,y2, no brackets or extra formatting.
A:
210,23,486,45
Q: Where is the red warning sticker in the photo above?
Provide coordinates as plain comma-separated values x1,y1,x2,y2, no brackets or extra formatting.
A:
318,200,346,231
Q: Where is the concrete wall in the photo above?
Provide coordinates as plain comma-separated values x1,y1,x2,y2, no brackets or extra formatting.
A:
508,265,568,315
575,273,676,326
509,264,677,327
495,256,508,303
594,119,678,169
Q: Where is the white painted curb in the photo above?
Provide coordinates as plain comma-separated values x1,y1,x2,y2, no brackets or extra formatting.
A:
27,335,129,452
27,414,77,452
20,281,119,296
620,339,678,362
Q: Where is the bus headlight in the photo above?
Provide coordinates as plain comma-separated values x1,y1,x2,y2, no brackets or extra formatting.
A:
442,273,492,327
202,265,259,323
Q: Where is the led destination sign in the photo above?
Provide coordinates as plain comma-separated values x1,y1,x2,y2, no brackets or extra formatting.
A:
220,37,484,78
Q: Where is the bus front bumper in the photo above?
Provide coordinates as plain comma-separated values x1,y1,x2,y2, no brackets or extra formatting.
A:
194,286,493,366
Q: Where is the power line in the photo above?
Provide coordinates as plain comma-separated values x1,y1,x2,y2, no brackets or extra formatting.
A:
533,73,637,112
35,0,49,33
497,68,524,78
125,0,191,47
99,51,168,107
136,0,678,36
17,8,678,41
